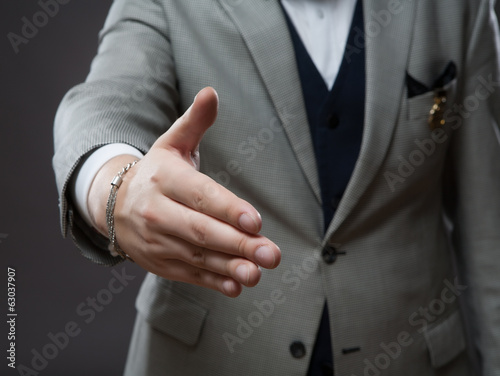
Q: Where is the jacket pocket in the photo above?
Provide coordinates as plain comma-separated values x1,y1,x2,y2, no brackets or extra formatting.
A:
423,309,466,368
406,78,457,121
135,274,208,346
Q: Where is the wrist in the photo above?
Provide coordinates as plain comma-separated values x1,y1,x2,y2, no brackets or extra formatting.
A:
87,155,139,236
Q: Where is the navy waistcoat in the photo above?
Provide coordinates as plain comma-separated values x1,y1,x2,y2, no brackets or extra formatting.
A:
283,0,365,374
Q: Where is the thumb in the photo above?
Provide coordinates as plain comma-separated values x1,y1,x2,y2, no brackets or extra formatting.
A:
154,87,219,155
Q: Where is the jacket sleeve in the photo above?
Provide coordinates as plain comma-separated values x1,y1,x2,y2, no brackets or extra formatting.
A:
53,0,178,265
443,1,500,374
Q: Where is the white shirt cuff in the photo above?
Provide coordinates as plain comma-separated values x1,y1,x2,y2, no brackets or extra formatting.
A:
71,143,144,228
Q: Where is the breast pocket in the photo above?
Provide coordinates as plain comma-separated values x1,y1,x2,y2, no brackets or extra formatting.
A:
406,78,458,122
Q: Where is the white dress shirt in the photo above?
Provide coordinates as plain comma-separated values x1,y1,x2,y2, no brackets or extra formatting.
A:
281,0,356,89
73,0,357,227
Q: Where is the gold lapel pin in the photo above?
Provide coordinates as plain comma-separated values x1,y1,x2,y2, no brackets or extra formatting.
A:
428,90,447,130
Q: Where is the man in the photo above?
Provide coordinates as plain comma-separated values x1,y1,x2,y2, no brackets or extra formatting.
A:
53,0,500,375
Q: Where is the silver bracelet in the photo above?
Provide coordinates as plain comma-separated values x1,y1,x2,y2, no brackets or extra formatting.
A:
106,160,138,261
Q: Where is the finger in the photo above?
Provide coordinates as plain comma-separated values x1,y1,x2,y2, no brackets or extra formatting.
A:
153,87,219,157
137,232,262,287
115,217,251,296
146,197,281,269
162,165,262,234
115,222,246,297
148,258,243,298
177,246,262,287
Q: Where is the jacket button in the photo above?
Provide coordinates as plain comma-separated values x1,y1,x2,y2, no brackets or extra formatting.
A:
289,341,306,359
322,246,338,264
327,114,340,129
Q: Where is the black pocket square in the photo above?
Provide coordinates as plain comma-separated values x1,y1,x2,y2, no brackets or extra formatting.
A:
406,61,457,98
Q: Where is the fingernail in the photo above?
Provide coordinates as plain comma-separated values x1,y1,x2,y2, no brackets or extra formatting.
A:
222,279,236,296
255,245,275,268
235,264,249,285
239,213,260,233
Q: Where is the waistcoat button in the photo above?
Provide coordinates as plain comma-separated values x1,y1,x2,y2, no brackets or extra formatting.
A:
327,114,340,129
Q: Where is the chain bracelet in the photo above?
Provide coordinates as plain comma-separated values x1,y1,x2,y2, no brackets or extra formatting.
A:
105,160,138,261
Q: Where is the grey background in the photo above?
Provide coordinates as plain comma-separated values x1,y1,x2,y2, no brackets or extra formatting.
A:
1,1,500,376
1,1,145,375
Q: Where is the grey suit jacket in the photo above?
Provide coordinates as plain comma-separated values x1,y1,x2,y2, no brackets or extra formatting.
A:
53,0,500,375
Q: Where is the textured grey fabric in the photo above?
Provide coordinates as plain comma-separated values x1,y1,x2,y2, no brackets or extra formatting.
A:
53,0,500,375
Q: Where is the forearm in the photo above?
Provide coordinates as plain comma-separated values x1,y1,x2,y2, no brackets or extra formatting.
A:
53,0,178,259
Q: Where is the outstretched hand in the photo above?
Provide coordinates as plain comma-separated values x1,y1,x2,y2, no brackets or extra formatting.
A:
88,87,281,297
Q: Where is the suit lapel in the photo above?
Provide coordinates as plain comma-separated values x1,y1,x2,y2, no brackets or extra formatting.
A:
326,0,418,236
217,0,321,203
217,0,418,234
